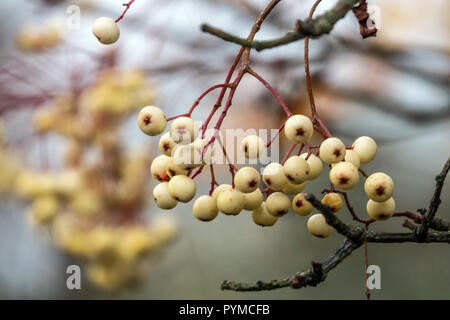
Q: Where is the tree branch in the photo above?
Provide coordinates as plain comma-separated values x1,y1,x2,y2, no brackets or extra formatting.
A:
222,158,450,292
416,157,450,240
221,277,293,292
305,194,365,241
201,0,359,51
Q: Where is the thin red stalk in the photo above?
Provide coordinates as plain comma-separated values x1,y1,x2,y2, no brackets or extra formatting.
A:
305,143,312,159
115,0,136,23
166,83,229,121
304,0,332,138
247,67,292,117
322,188,370,224
281,143,296,165
217,136,238,186
201,48,245,137
297,143,305,156
364,224,371,300
191,165,205,179
266,120,286,148
358,167,369,178
393,211,423,223
208,164,217,196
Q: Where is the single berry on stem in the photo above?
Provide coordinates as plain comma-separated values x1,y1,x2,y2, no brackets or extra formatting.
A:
266,192,291,217
352,136,377,164
300,153,323,180
234,167,260,193
283,156,310,185
193,195,219,222
292,193,314,216
252,202,278,227
93,17,120,45
284,115,314,144
282,181,306,195
150,155,171,182
168,175,196,203
217,189,244,216
364,172,394,202
138,106,167,136
366,197,395,221
329,162,359,190
321,192,343,213
153,182,178,210
319,137,346,164
243,189,263,210
262,162,288,191
307,213,333,238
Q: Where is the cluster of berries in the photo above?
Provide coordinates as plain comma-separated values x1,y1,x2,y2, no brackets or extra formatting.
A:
11,69,175,290
138,108,395,238
16,19,63,52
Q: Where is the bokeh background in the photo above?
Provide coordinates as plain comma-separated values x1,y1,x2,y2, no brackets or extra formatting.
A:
0,0,449,299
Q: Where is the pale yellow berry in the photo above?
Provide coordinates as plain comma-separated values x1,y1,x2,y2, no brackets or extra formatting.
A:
69,190,103,217
168,175,196,203
284,115,313,144
282,181,306,195
300,153,323,180
266,192,290,217
234,167,260,193
158,132,177,156
319,137,346,164
212,184,233,203
292,193,313,216
321,192,343,213
171,143,203,170
138,106,166,136
151,215,177,246
352,136,377,164
343,150,360,168
28,194,59,224
150,155,171,181
262,162,288,191
366,197,395,221
166,158,189,178
329,162,359,190
192,138,213,164
283,156,310,185
364,172,394,202
193,195,218,222
307,213,333,238
243,189,263,210
170,116,198,144
252,202,278,227
217,189,244,215
93,17,120,45
153,182,177,210
240,135,264,159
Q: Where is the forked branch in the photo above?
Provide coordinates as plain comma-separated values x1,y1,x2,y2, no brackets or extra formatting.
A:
222,158,450,292
201,0,360,51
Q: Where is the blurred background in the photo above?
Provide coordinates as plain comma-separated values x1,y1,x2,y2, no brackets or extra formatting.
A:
0,0,449,299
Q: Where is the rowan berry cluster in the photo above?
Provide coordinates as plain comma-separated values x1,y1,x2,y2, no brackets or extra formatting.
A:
97,1,396,242
138,105,395,238
16,19,63,52
12,67,176,290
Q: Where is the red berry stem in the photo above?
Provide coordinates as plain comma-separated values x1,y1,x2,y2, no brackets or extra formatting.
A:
166,83,230,121
246,67,292,117
266,120,286,148
115,0,136,23
281,143,297,165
